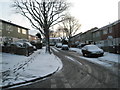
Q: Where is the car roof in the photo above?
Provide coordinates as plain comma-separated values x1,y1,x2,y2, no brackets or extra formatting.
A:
85,45,97,47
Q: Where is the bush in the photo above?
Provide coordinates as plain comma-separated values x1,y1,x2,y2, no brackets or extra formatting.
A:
2,46,34,56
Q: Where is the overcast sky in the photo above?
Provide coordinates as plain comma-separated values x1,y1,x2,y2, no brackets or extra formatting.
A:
0,0,119,35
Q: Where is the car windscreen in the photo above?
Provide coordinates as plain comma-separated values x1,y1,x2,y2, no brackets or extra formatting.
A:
87,45,100,50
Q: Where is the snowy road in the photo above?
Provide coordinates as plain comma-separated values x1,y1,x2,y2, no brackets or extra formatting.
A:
14,47,119,88
69,48,120,76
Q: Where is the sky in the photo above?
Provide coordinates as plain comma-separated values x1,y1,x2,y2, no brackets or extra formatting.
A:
0,0,119,35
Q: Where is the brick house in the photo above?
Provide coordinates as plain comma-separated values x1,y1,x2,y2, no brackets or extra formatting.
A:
29,35,37,41
70,20,120,53
0,19,29,45
80,27,98,44
70,33,82,44
100,20,120,46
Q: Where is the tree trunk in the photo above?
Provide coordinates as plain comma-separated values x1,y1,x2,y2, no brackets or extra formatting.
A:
45,29,51,54
68,36,71,47
43,2,51,54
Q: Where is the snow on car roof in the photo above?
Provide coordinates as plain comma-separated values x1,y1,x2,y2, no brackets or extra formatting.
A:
85,45,98,47
84,45,102,50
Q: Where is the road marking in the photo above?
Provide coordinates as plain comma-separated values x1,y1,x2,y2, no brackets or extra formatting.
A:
65,56,75,62
51,47,59,52
85,65,92,73
64,83,71,88
65,56,83,65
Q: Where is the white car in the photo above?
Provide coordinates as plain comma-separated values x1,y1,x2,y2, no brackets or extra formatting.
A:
56,43,62,48
61,44,69,50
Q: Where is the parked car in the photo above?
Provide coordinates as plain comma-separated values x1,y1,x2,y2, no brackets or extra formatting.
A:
61,44,69,50
23,42,35,49
81,45,104,57
50,42,55,46
10,42,23,48
56,43,62,48
23,42,35,55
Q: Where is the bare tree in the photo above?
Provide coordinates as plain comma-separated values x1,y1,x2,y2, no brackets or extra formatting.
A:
12,0,69,53
60,14,81,46
49,30,55,37
56,26,66,38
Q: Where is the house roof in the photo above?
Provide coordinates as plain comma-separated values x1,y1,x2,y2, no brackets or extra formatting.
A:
0,19,29,30
99,19,120,30
71,32,82,38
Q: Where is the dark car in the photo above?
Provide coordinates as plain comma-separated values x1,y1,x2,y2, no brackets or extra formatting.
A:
81,45,104,57
10,42,23,48
23,42,35,55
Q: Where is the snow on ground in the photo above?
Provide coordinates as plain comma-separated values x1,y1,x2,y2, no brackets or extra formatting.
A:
69,48,119,74
98,52,119,63
1,47,63,87
69,48,82,54
69,48,119,63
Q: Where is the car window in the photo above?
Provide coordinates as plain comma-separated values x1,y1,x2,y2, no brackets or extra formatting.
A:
23,43,27,47
87,45,100,50
82,46,87,50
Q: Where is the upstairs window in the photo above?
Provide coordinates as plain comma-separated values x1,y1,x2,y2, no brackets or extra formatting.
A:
108,27,112,33
18,28,21,33
6,24,12,32
0,22,2,30
22,29,27,34
103,28,108,35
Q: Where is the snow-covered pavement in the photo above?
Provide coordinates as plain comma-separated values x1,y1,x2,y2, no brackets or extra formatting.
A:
1,47,63,87
69,48,120,74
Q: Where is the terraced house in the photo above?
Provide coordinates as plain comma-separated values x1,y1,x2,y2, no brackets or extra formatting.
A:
0,19,29,45
70,20,120,54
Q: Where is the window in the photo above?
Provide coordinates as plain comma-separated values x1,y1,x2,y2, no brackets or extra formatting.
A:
108,27,112,33
0,29,2,33
22,29,27,34
93,33,96,38
0,22,2,30
18,28,21,33
6,24,12,31
96,31,100,37
103,28,108,35
108,40,113,46
104,40,108,46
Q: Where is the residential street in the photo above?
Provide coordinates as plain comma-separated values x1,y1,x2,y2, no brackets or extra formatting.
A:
13,47,119,88
1,0,120,89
